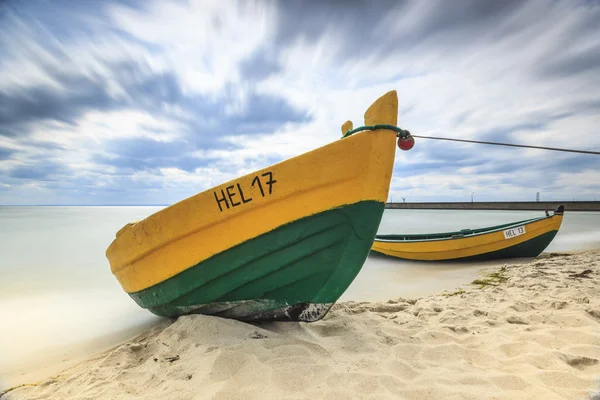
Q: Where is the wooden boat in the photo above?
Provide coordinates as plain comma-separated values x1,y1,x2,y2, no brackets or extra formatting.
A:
106,90,409,322
371,206,564,261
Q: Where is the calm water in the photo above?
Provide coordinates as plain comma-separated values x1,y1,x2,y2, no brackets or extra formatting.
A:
1,206,599,384
341,208,600,302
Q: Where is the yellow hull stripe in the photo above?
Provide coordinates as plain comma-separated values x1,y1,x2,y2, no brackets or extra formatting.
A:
371,215,563,260
106,91,400,293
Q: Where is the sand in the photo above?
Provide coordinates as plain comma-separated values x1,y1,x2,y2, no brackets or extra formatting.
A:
3,250,600,400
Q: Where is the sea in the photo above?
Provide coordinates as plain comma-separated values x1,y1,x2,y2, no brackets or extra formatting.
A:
1,206,599,386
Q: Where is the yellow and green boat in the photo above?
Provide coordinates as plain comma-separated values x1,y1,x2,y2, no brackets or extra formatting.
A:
106,90,410,322
371,206,564,261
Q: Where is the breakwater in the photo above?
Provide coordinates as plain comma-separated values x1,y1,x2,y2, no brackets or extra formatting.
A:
385,201,600,211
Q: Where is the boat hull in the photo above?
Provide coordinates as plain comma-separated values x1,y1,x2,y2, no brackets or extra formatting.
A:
129,200,384,321
371,211,564,262
106,90,402,321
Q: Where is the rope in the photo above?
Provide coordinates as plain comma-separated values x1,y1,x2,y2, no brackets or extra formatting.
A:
342,124,410,139
343,125,600,155
411,135,600,156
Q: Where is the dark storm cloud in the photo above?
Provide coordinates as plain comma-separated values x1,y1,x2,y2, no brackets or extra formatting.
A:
535,4,600,79
7,160,69,180
541,152,600,174
47,173,164,192
540,44,600,78
0,146,14,160
93,138,219,173
238,50,282,80
501,151,598,178
452,111,472,127
493,172,557,192
404,135,600,185
226,91,311,130
1,54,309,177
92,86,310,174
272,0,528,59
272,0,406,61
395,113,600,181
0,0,141,40
394,137,488,176
0,0,311,141
0,58,310,142
395,0,527,48
577,98,600,114
110,61,184,108
0,57,194,138
182,85,311,138
473,159,533,176
398,159,485,175
409,137,486,163
477,122,548,142
0,75,118,138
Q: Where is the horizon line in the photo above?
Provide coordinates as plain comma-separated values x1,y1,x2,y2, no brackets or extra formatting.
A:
2,200,600,207
0,204,171,207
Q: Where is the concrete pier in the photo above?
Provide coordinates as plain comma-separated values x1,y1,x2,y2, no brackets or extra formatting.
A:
385,201,600,211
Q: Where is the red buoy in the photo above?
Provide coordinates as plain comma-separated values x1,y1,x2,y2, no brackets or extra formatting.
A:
397,135,415,151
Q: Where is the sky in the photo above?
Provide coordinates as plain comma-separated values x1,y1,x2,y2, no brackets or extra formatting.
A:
0,0,599,205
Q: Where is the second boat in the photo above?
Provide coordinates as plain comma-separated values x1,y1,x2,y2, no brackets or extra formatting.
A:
371,206,565,261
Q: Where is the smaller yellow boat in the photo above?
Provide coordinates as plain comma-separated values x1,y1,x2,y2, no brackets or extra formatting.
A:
371,206,564,261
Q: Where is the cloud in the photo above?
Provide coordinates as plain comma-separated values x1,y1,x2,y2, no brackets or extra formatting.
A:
0,74,119,138
238,49,282,80
0,146,14,160
6,160,70,181
0,0,599,205
93,138,218,173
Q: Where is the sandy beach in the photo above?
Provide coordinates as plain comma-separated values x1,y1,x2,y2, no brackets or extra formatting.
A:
3,249,599,400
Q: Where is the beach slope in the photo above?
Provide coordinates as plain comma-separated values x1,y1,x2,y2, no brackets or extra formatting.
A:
4,250,600,400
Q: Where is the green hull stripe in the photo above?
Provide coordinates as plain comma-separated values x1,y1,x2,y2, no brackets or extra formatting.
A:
129,200,385,318
454,229,559,262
